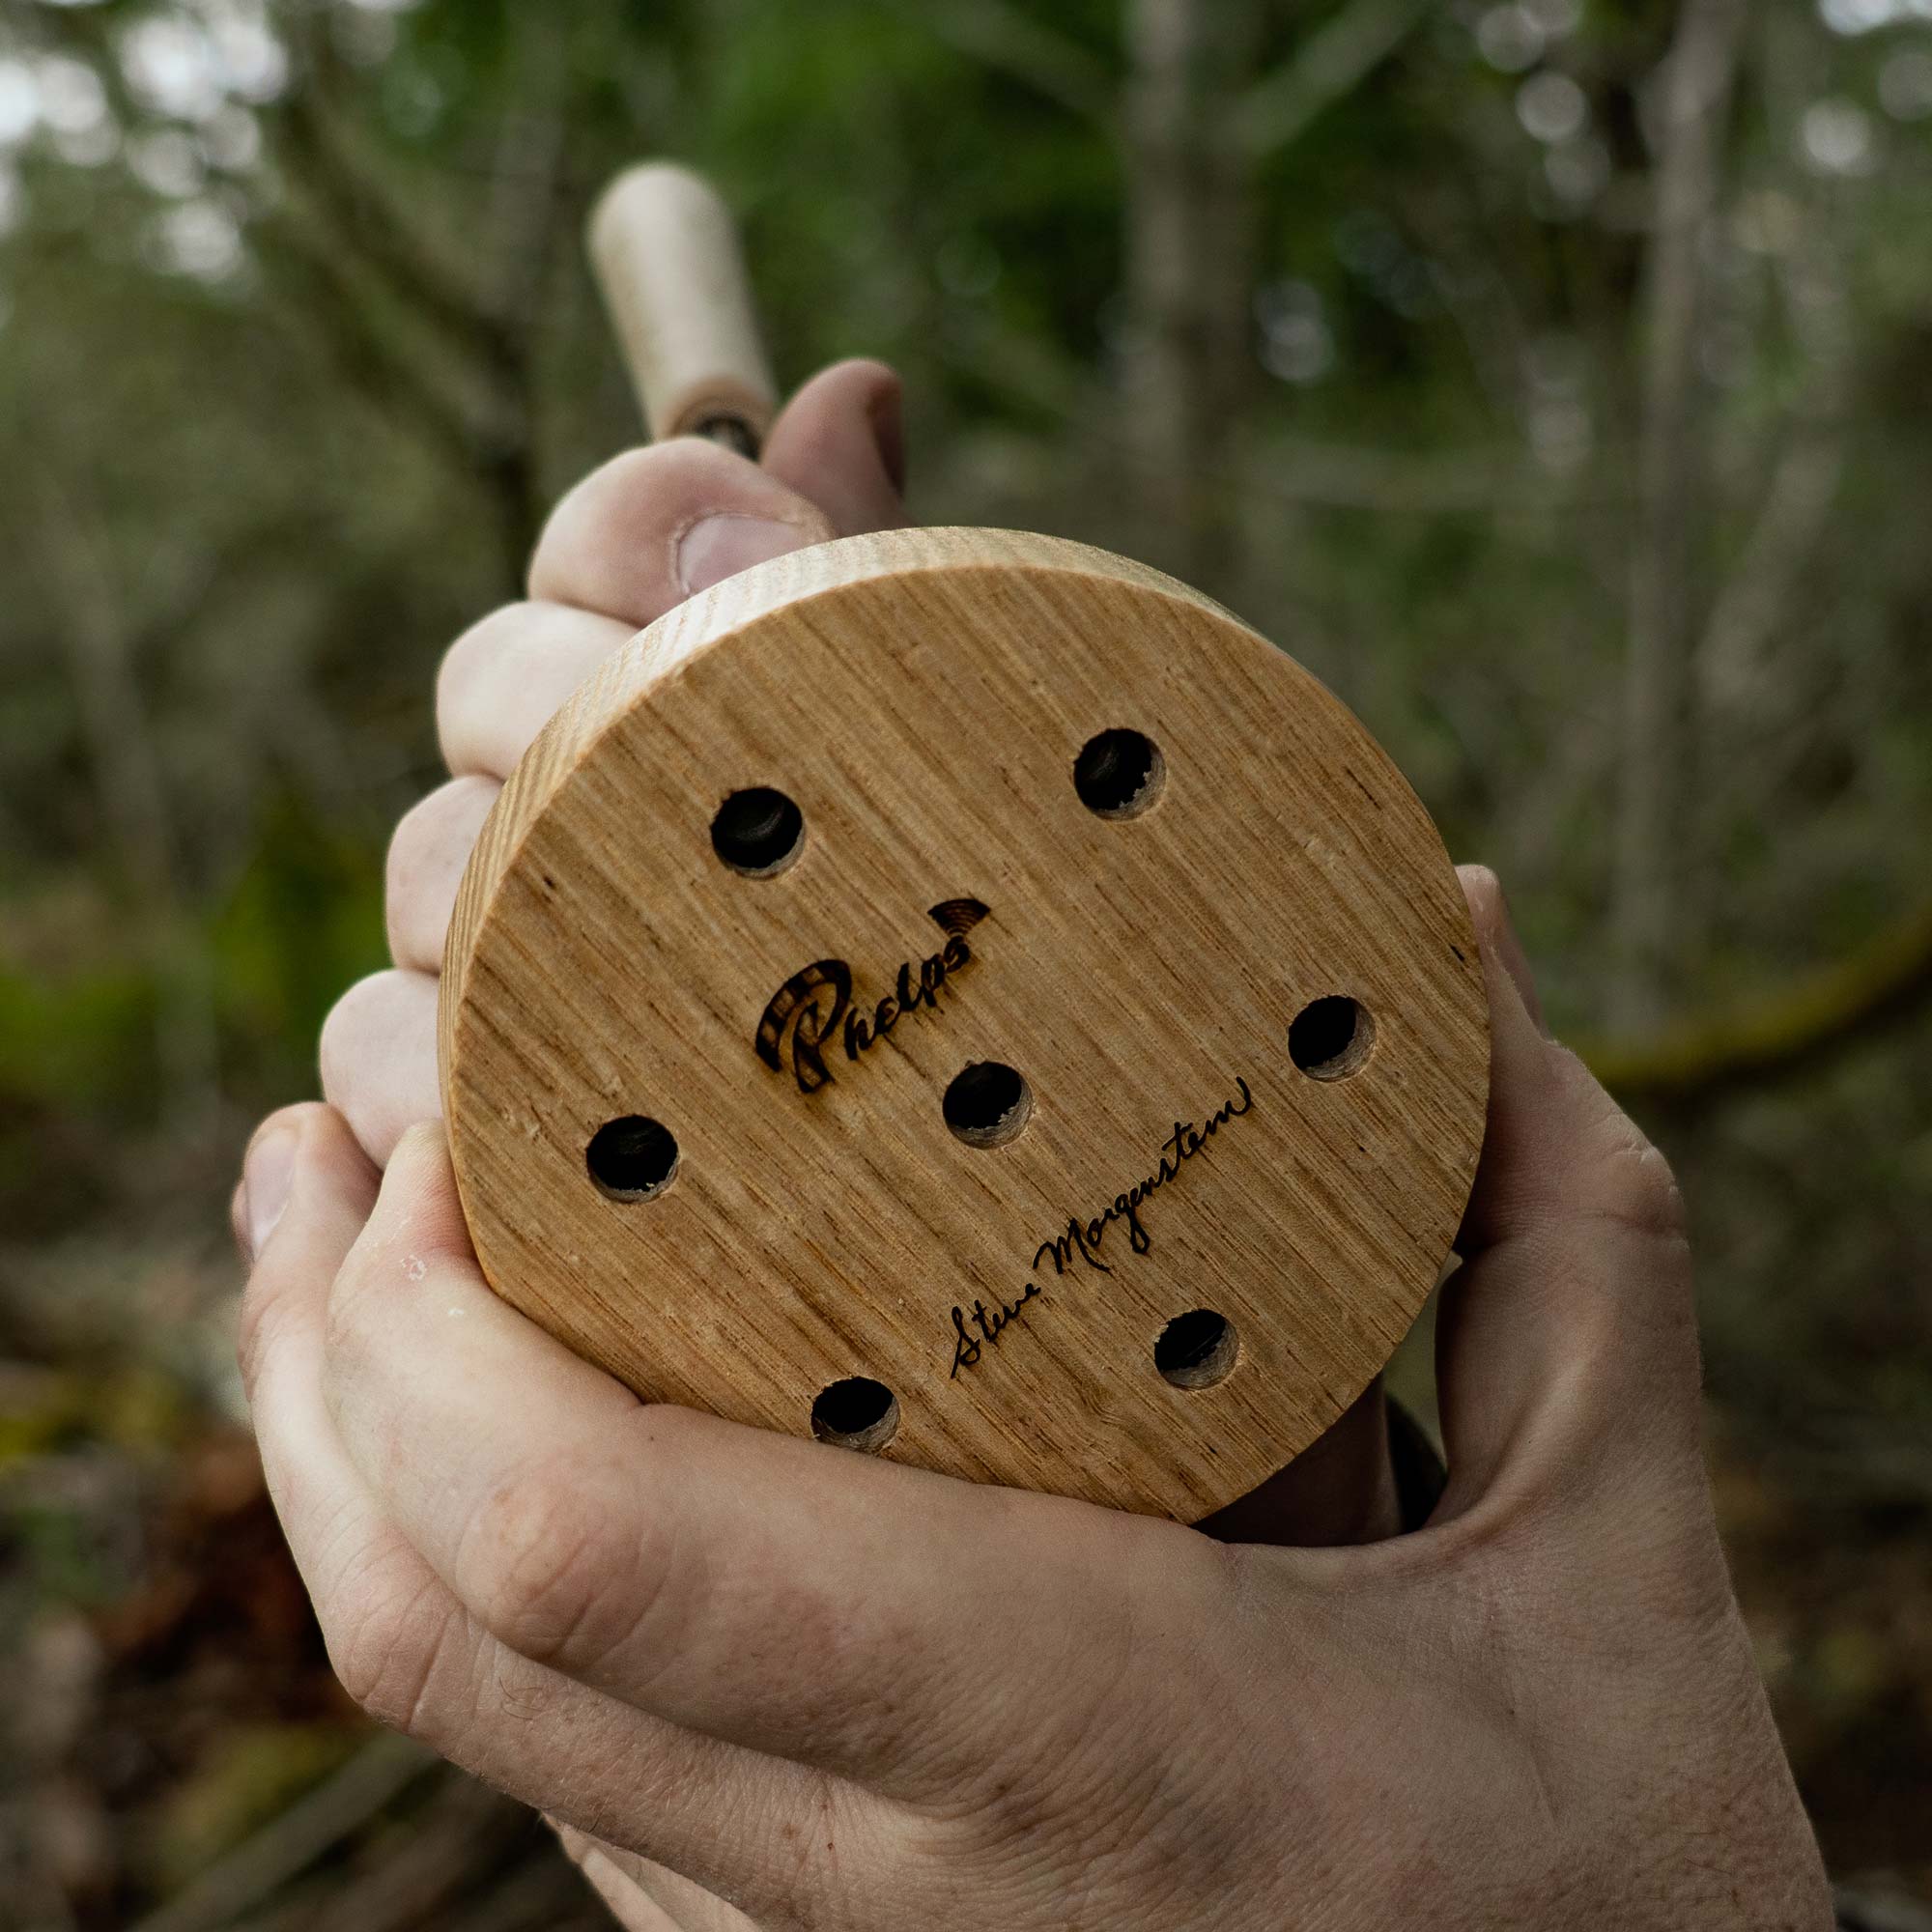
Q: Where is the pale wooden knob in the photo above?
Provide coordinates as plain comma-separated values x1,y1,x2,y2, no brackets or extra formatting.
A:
587,162,779,453
440,530,1490,1521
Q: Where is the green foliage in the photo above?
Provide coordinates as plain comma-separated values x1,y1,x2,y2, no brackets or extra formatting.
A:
209,797,389,1091
0,958,157,1114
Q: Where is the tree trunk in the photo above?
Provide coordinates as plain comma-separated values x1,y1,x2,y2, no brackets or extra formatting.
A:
1612,0,1749,1032
1120,0,1260,590
35,477,221,1139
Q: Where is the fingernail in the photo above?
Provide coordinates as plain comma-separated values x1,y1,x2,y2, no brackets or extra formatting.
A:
242,1124,299,1262
676,514,807,595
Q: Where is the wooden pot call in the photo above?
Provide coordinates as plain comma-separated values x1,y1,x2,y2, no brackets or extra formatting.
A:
439,164,1490,1522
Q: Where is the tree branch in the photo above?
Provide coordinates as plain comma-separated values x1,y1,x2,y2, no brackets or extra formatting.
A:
128,1735,438,1932
1233,0,1435,160
257,214,536,580
259,218,487,472
273,45,524,387
1694,426,1844,712
1581,896,1932,1110
1611,0,1749,1031
1696,156,1854,713
27,465,223,1133
933,321,1553,515
1120,0,1262,582
923,0,1118,128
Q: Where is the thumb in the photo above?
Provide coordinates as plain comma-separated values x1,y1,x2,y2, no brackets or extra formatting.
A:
1433,867,1703,1519
234,1102,381,1411
760,358,907,536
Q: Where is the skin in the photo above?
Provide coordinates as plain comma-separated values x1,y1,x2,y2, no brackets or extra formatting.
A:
234,360,1835,1930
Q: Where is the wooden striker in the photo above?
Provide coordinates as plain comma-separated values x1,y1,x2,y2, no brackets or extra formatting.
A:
437,172,1490,1523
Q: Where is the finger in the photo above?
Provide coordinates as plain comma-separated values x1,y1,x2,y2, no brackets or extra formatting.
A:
386,777,501,973
556,1829,763,1932
438,603,634,781
239,1107,889,1923
760,358,907,537
237,1104,379,1382
1471,865,1546,1034
1433,867,1700,1514
455,365,904,790
528,438,834,626
319,970,440,1166
229,1178,248,1267
325,1127,1226,1800
568,1845,689,1932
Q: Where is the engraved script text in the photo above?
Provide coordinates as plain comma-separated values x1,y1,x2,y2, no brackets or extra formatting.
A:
949,1074,1256,1376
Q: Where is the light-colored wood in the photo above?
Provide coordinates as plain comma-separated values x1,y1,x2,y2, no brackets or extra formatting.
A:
440,527,1489,1521
587,163,778,448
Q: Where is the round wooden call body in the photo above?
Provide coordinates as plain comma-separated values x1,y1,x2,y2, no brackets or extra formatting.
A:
440,529,1490,1522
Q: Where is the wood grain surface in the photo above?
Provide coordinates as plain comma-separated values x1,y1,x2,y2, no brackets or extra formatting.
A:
440,527,1489,1520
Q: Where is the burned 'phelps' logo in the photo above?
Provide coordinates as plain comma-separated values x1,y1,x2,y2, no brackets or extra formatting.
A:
754,899,990,1094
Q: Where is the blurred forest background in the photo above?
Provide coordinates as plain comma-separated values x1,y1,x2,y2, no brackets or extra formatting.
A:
2,0,1930,1924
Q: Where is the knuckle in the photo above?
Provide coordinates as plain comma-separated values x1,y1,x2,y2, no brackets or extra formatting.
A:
537,440,772,565
437,603,621,781
383,818,428,961
436,605,520,723
437,603,593,779
1528,1044,1690,1249
593,437,749,500
384,789,441,907
1532,1057,1703,1395
326,1557,465,1737
453,1456,667,1673
1576,1089,1688,1245
319,1241,383,1374
316,971,413,1113
317,973,384,1091
384,778,496,960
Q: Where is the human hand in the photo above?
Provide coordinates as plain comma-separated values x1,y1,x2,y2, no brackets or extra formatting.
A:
234,863,1833,1930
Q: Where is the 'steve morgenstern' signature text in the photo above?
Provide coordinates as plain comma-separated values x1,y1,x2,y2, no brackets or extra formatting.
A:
949,1075,1255,1377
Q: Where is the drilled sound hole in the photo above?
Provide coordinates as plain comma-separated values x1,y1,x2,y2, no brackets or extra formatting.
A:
1073,728,1165,818
711,787,804,876
810,1378,899,1452
586,1116,680,1201
1289,996,1374,1080
1155,1310,1237,1389
942,1062,1033,1148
